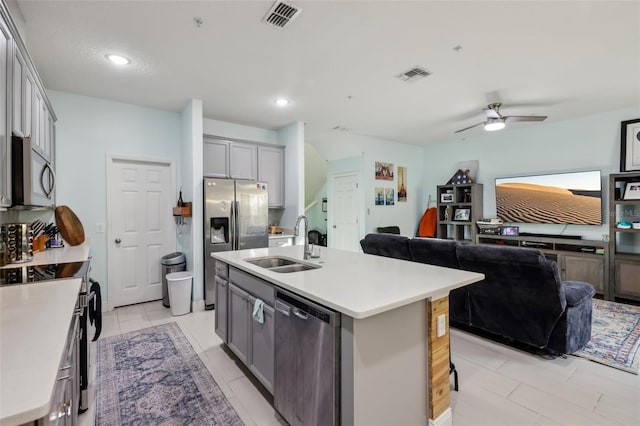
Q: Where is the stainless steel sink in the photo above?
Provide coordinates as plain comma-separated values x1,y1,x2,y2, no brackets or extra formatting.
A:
269,263,321,273
245,256,297,268
244,256,321,273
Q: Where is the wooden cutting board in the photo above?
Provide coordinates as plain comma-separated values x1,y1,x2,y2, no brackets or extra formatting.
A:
55,206,85,246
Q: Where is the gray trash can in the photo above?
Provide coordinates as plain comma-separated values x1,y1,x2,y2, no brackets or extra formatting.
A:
161,252,186,307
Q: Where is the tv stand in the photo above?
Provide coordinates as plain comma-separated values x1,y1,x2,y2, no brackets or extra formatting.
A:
518,232,582,240
476,234,610,298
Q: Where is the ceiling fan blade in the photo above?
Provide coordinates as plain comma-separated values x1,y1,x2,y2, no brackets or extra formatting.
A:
504,115,548,123
454,122,485,133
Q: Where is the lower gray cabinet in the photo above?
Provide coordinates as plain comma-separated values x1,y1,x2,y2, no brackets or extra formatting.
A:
214,276,229,343
225,275,275,394
228,283,250,364
248,295,274,393
560,254,604,294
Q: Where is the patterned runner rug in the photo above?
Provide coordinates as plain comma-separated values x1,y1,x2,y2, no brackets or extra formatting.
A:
573,299,640,374
96,322,244,425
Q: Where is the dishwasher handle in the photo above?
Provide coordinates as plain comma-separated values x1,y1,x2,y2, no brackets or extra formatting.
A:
292,309,308,320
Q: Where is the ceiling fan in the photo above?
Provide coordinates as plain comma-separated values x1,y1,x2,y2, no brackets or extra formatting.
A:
454,103,548,133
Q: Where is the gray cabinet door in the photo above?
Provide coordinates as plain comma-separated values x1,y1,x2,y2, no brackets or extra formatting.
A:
257,145,285,207
12,43,25,135
0,15,10,207
228,283,250,364
248,295,275,393
214,276,229,343
229,142,257,180
561,254,604,293
203,139,229,178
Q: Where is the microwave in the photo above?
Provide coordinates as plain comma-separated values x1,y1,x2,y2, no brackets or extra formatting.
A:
11,135,56,208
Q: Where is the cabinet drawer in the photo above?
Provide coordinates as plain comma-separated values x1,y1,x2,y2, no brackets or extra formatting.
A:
269,237,293,248
215,260,229,279
230,267,275,305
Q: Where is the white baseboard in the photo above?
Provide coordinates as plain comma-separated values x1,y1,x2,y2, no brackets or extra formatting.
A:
428,408,452,426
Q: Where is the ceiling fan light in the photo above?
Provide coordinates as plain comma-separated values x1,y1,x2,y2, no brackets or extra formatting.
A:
484,118,506,131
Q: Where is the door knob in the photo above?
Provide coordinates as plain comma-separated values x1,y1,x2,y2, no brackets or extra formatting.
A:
115,238,121,244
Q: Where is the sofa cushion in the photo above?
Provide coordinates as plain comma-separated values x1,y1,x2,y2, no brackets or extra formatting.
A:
409,237,460,269
360,234,412,261
561,281,596,306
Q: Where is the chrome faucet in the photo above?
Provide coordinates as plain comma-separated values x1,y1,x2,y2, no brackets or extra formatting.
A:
294,215,312,260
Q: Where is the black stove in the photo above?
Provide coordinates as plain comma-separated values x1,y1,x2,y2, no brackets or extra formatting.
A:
0,261,89,286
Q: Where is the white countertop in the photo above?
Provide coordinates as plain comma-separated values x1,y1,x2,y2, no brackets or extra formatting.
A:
0,241,91,269
0,278,81,425
212,246,484,319
268,233,295,239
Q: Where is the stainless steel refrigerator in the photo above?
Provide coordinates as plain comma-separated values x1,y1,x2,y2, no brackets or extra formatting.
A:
204,178,269,309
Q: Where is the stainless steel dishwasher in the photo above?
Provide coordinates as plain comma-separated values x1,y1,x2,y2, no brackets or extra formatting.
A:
274,289,341,426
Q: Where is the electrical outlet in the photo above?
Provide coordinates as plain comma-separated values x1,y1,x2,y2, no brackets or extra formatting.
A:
96,223,105,233
437,314,446,337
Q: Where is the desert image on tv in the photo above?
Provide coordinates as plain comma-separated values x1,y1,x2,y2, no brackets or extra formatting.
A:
496,183,601,225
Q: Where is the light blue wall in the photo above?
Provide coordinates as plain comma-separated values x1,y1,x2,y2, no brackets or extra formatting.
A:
323,134,425,242
49,90,182,306
203,118,278,144
422,106,640,240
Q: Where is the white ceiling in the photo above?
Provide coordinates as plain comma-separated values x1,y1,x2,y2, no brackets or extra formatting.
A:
12,1,640,147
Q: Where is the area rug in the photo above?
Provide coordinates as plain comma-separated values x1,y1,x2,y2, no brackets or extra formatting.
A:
573,299,640,374
96,322,244,425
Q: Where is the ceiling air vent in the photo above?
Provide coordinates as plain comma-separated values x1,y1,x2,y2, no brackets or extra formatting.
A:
262,1,302,29
396,66,431,82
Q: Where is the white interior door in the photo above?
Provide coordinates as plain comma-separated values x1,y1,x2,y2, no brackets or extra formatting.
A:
331,173,360,251
107,157,176,308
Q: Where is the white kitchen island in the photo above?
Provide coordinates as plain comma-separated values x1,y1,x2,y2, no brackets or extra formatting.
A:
212,245,484,426
0,278,81,426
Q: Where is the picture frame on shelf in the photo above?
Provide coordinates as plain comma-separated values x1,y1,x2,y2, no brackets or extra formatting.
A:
454,208,470,221
440,193,454,203
620,118,640,172
623,182,640,200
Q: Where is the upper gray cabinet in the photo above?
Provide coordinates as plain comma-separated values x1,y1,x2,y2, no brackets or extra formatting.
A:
202,138,258,180
258,145,285,208
203,138,229,178
229,142,257,180
1,3,57,208
0,12,11,207
203,136,285,207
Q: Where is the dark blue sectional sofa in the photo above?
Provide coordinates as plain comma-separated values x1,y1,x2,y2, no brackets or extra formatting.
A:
360,233,595,353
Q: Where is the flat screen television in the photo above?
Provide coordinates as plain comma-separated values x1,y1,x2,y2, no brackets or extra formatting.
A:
495,170,602,225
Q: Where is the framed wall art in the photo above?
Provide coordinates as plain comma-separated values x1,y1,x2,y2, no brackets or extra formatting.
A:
620,118,640,172
385,188,395,205
375,188,385,205
375,161,394,181
397,166,407,202
453,208,470,221
623,182,640,200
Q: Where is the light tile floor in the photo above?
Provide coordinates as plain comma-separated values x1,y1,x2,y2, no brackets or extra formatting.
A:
80,301,640,426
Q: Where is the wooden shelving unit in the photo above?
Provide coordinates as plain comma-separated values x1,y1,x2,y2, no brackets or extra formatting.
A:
609,172,640,302
477,234,609,297
436,184,483,243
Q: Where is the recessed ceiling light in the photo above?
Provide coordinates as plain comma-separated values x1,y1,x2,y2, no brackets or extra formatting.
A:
274,98,290,106
106,54,131,65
